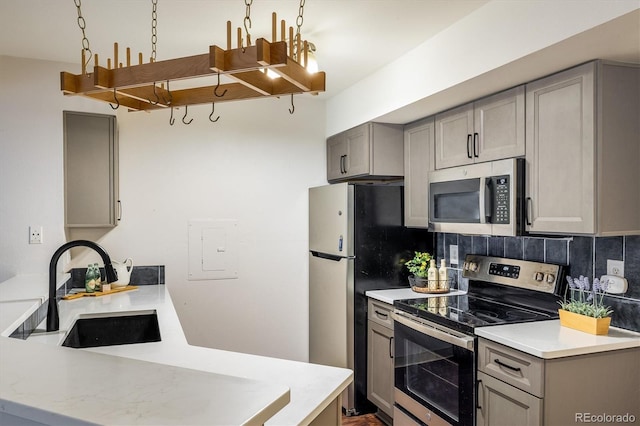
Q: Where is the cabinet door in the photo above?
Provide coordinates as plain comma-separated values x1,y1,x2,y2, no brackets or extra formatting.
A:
64,111,119,227
344,123,371,177
367,321,394,417
435,103,474,169
474,86,525,162
525,62,595,234
327,134,348,181
477,371,542,426
404,117,434,228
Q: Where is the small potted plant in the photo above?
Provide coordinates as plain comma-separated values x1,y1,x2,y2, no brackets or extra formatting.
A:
558,276,613,335
404,251,432,289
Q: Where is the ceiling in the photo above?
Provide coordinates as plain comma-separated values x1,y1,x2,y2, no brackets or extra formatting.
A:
0,0,489,99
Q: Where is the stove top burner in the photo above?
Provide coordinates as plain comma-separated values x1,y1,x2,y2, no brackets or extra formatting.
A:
394,293,556,334
393,255,564,334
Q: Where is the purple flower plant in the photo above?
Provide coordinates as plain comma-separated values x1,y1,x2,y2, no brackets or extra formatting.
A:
560,275,613,318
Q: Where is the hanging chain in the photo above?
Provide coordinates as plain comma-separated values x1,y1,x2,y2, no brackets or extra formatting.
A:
243,0,253,48
74,0,92,73
295,0,305,46
150,0,158,62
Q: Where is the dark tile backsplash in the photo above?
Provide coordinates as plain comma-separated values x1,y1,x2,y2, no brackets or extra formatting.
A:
435,233,640,332
68,265,165,288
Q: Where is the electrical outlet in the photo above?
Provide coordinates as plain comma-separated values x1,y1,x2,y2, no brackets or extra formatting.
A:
607,259,624,277
450,245,459,265
29,226,43,244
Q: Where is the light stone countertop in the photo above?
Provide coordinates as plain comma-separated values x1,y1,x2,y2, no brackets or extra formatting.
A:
475,320,640,359
1,281,352,426
365,287,640,360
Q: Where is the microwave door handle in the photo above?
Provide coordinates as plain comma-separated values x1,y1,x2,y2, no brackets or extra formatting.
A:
484,178,493,223
478,177,491,223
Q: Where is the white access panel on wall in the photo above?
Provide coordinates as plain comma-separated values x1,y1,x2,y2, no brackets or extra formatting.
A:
188,220,238,280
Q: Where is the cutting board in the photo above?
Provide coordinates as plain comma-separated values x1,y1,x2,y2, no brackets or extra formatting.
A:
62,286,138,300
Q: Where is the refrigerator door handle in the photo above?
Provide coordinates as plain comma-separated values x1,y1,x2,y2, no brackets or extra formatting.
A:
310,251,350,261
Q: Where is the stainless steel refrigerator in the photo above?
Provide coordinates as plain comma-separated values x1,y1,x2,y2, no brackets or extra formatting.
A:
308,182,432,415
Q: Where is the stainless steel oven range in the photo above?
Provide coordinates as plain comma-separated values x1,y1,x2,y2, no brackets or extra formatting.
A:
392,255,565,426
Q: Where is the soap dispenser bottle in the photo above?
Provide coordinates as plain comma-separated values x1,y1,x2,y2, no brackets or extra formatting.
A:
427,259,438,291
438,259,448,290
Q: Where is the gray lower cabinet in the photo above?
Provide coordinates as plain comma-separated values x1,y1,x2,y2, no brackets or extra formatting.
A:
403,117,434,228
64,111,119,227
476,371,542,426
367,298,394,418
477,338,640,426
327,122,404,182
525,60,640,235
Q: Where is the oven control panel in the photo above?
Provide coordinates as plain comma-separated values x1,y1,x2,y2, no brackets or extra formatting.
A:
463,255,562,294
489,263,520,279
492,175,510,224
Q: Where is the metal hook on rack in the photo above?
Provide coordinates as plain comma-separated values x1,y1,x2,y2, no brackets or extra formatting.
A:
182,105,193,125
149,83,160,105
169,106,175,126
209,103,220,123
109,88,120,110
214,72,227,98
289,93,295,114
163,80,173,105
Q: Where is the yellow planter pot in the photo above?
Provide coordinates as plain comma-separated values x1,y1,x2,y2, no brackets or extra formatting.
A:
558,309,611,335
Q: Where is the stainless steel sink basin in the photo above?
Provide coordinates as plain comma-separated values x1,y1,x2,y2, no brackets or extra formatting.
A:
61,310,161,348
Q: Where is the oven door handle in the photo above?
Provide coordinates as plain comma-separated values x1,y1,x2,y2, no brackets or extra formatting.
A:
391,311,475,351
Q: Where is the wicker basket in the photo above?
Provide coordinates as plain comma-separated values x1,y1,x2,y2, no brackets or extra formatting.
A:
408,276,450,294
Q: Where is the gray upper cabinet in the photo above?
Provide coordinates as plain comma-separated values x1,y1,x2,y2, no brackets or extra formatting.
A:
403,117,435,228
64,111,119,228
525,61,640,235
435,86,525,169
327,122,404,182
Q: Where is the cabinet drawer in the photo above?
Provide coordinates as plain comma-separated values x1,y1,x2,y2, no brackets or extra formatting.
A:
478,339,544,397
368,299,393,328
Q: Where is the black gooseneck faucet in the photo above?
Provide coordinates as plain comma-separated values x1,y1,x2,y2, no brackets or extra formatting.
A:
47,240,118,332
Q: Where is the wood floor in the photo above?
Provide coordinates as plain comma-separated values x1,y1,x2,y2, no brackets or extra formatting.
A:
342,413,387,426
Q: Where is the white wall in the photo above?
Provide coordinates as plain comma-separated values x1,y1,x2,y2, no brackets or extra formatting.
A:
0,55,327,362
0,56,114,282
326,0,640,135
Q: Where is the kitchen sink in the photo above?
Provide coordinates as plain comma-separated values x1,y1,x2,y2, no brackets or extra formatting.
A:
62,310,161,348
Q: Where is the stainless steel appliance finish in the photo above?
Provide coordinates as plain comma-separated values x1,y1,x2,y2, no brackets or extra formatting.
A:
393,255,564,426
309,182,432,415
428,158,524,236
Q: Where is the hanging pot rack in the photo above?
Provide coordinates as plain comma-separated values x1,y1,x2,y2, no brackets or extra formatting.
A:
60,12,325,112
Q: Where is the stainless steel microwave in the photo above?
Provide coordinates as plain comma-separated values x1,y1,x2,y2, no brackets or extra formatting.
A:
428,158,524,236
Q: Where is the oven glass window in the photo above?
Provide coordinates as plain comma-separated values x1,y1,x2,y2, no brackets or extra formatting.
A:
395,321,474,425
430,178,481,223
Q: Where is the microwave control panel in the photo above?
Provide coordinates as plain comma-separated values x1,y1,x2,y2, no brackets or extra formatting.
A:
492,175,510,224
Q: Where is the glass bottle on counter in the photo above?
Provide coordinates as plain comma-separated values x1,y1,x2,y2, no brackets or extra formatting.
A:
93,263,102,291
85,264,97,293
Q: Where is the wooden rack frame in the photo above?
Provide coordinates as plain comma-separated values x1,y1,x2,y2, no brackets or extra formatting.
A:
60,13,325,111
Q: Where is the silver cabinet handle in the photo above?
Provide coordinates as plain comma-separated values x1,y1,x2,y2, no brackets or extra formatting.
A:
117,200,122,221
